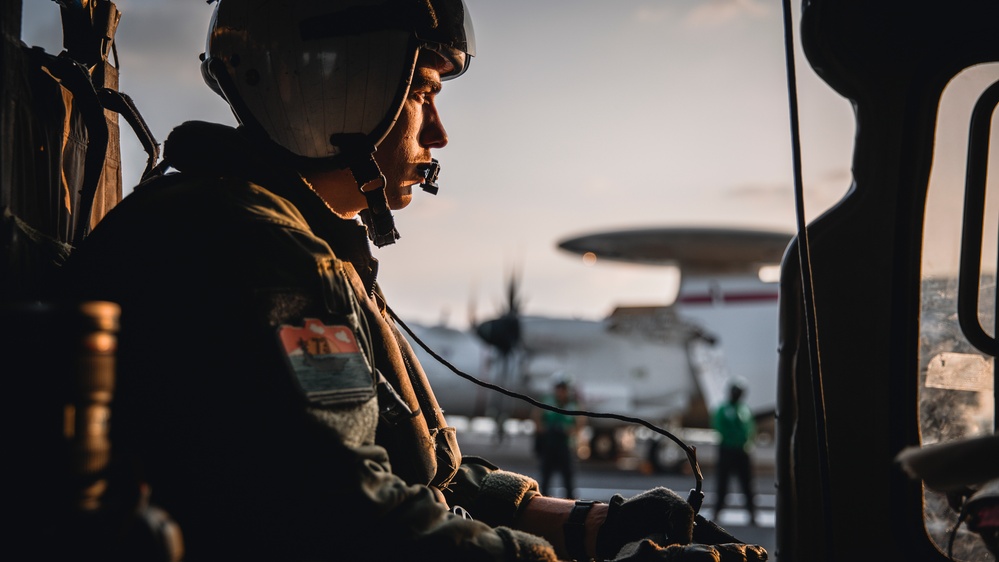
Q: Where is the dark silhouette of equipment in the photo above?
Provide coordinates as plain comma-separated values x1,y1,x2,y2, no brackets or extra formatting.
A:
897,434,999,558
3,2,181,559
5,301,185,561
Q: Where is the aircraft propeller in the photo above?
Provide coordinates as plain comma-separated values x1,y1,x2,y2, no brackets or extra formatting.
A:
474,268,523,355
472,268,527,441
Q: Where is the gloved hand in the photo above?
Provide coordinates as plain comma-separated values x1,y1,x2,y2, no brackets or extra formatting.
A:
612,539,768,561
595,487,768,562
595,487,696,559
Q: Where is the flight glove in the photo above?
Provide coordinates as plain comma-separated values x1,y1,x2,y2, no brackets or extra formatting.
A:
595,487,767,561
611,539,768,561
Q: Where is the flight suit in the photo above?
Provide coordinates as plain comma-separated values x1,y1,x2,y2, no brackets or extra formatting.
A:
60,121,552,561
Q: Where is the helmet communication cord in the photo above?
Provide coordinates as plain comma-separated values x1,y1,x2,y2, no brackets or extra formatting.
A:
385,304,707,513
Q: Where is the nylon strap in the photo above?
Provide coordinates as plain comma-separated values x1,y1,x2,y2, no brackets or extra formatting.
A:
565,500,599,561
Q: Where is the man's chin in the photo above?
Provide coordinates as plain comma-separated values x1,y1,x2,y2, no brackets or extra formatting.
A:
387,184,414,210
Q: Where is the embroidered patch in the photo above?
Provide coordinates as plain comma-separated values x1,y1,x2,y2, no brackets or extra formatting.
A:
278,319,375,407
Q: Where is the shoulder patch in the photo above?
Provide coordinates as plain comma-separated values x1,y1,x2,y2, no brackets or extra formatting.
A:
278,319,375,406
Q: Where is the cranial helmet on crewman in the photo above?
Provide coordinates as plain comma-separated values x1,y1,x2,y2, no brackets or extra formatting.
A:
200,0,475,246
727,376,748,400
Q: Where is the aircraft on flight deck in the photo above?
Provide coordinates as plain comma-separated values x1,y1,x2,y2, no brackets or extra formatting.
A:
6,1,996,559
403,226,793,469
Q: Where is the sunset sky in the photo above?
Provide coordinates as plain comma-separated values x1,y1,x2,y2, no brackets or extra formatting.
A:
20,0,871,326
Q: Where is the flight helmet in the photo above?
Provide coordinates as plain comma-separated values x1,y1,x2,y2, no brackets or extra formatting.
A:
201,0,475,246
727,376,748,400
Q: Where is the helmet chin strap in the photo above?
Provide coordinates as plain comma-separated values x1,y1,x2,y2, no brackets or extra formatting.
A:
334,135,400,248
353,157,400,248
349,154,445,248
358,157,443,247
331,139,445,248
359,185,400,248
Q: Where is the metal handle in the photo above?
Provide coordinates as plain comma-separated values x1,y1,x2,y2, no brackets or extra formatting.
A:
957,79,999,357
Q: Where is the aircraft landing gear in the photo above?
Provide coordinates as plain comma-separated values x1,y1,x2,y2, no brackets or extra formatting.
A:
646,438,690,474
588,428,619,461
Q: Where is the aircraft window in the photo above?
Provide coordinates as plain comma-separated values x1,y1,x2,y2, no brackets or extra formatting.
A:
919,62,998,561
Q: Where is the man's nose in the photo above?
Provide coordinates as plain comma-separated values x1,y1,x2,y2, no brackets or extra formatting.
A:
420,104,448,149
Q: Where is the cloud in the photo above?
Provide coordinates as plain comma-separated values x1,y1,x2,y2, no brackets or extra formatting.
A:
683,0,770,28
582,177,618,196
719,167,853,225
633,5,680,24
726,182,790,200
21,1,210,56
725,168,851,202
114,3,212,67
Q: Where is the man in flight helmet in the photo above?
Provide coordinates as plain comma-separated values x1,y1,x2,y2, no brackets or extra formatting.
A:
61,1,767,561
200,0,473,247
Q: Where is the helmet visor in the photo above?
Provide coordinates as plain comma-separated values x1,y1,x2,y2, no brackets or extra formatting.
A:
418,0,475,79
298,0,475,78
